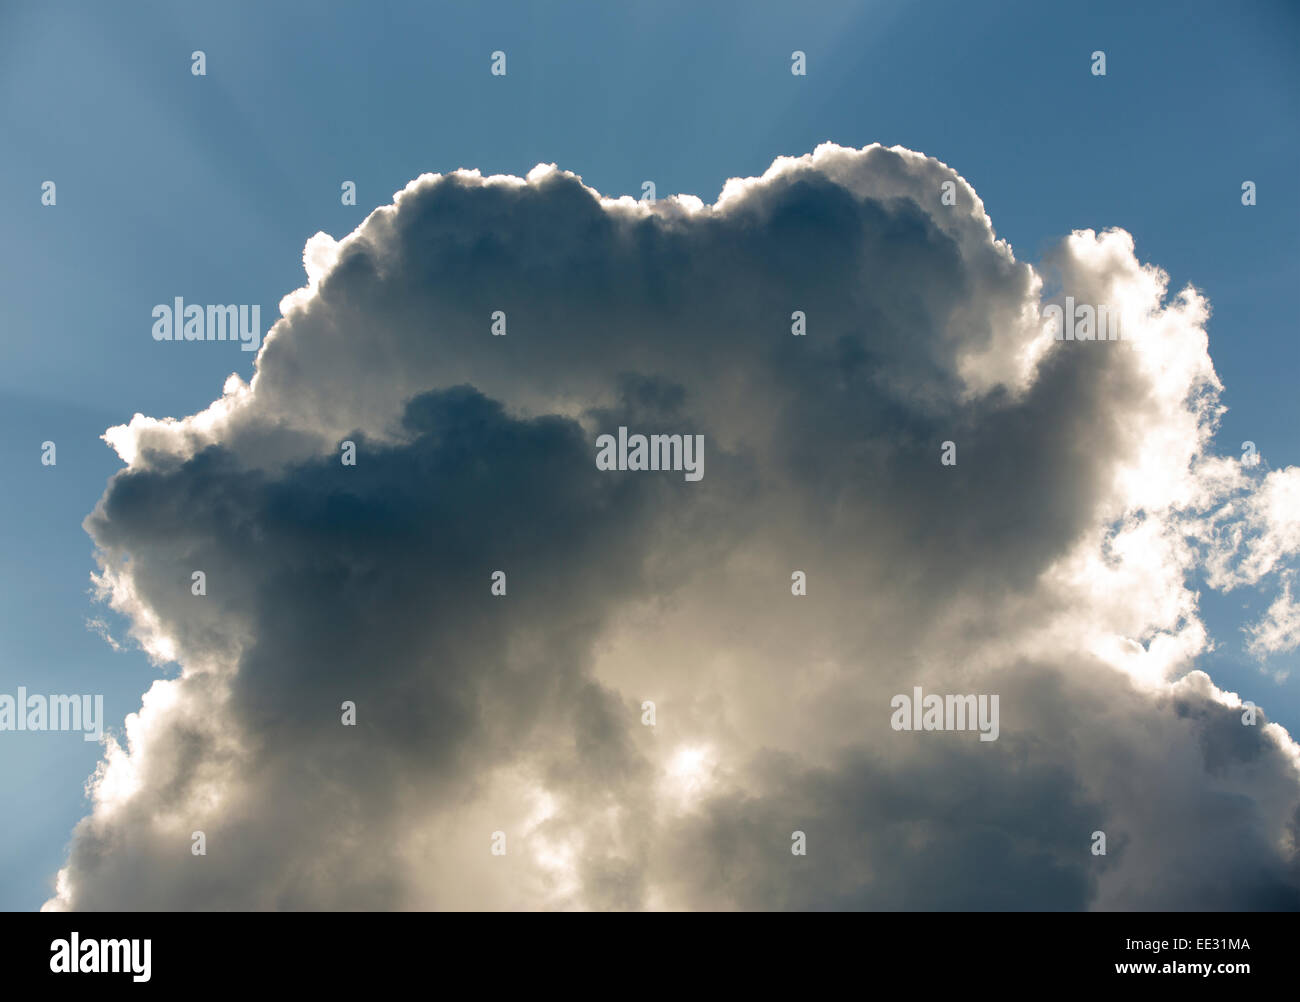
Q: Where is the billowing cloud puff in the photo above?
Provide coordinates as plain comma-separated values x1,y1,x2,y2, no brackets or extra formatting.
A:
48,143,1300,911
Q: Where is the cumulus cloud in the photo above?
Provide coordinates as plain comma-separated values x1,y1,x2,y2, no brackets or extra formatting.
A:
48,143,1300,911
1245,574,1300,667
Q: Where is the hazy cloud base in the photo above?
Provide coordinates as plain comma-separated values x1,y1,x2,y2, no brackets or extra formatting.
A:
47,144,1300,911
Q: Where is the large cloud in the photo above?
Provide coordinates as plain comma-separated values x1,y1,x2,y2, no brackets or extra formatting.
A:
47,143,1300,910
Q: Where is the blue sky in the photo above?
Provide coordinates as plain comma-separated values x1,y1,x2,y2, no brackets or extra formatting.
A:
1,0,1297,910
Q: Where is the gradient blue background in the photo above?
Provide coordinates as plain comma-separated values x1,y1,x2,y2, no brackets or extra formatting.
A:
1,0,1297,910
